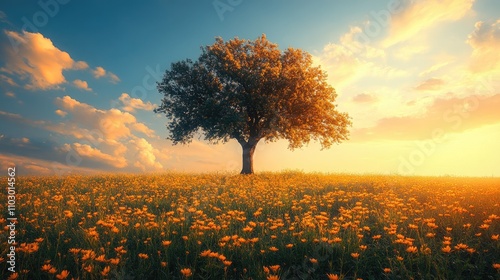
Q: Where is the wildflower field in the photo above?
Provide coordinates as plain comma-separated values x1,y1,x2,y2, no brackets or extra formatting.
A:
1,172,499,280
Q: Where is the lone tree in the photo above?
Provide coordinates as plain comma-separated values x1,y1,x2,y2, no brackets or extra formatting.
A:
155,35,351,174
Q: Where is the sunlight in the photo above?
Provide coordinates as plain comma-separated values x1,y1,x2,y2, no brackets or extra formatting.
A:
417,123,500,176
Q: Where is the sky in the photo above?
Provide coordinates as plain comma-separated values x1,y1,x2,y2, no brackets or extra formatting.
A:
0,0,499,177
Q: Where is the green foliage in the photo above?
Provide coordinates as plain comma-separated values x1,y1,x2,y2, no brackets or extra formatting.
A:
155,34,351,149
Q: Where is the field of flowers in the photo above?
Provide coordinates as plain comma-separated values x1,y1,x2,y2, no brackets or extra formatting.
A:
1,172,499,279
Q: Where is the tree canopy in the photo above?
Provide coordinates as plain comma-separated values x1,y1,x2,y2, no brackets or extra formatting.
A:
155,34,351,174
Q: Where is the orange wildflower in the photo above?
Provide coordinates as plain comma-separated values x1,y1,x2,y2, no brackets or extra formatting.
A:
269,246,279,252
441,246,452,253
180,268,192,278
55,270,70,280
326,274,339,280
101,266,111,277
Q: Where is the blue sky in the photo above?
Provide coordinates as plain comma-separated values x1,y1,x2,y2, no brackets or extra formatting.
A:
1,0,499,176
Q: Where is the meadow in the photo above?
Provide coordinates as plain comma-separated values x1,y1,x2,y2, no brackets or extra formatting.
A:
1,172,499,280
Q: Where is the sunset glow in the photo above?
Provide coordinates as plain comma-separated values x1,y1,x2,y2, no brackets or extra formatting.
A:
0,1,499,176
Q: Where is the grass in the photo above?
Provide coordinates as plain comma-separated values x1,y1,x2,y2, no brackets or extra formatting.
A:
1,172,499,279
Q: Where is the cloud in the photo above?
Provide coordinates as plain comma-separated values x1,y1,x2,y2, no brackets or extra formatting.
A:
383,0,474,47
0,110,22,120
61,143,127,168
352,93,500,141
72,79,92,91
0,135,80,172
352,93,378,103
0,74,18,86
56,96,127,139
131,122,156,138
0,153,100,175
11,137,30,145
391,41,429,61
108,72,120,83
0,155,47,174
51,96,160,168
55,109,67,117
5,91,15,98
130,138,163,171
23,164,51,174
74,61,89,70
0,10,12,25
0,110,45,127
53,95,157,141
0,96,158,170
314,26,406,88
118,93,156,112
467,20,500,74
419,60,454,77
92,66,120,83
0,31,89,90
92,66,106,78
0,100,161,172
415,78,445,91
0,105,229,174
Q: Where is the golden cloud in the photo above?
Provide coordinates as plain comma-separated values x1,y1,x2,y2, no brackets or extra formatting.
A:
352,93,378,104
54,95,157,140
315,26,406,88
130,138,163,171
384,0,474,47
92,66,120,83
118,93,156,112
415,78,445,91
467,20,500,74
72,79,92,91
55,109,67,117
62,143,127,168
352,93,500,141
1,31,88,90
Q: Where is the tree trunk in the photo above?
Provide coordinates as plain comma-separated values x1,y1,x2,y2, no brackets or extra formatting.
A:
240,139,258,174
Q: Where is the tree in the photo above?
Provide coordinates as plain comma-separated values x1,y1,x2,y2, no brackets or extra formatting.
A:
155,34,351,174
